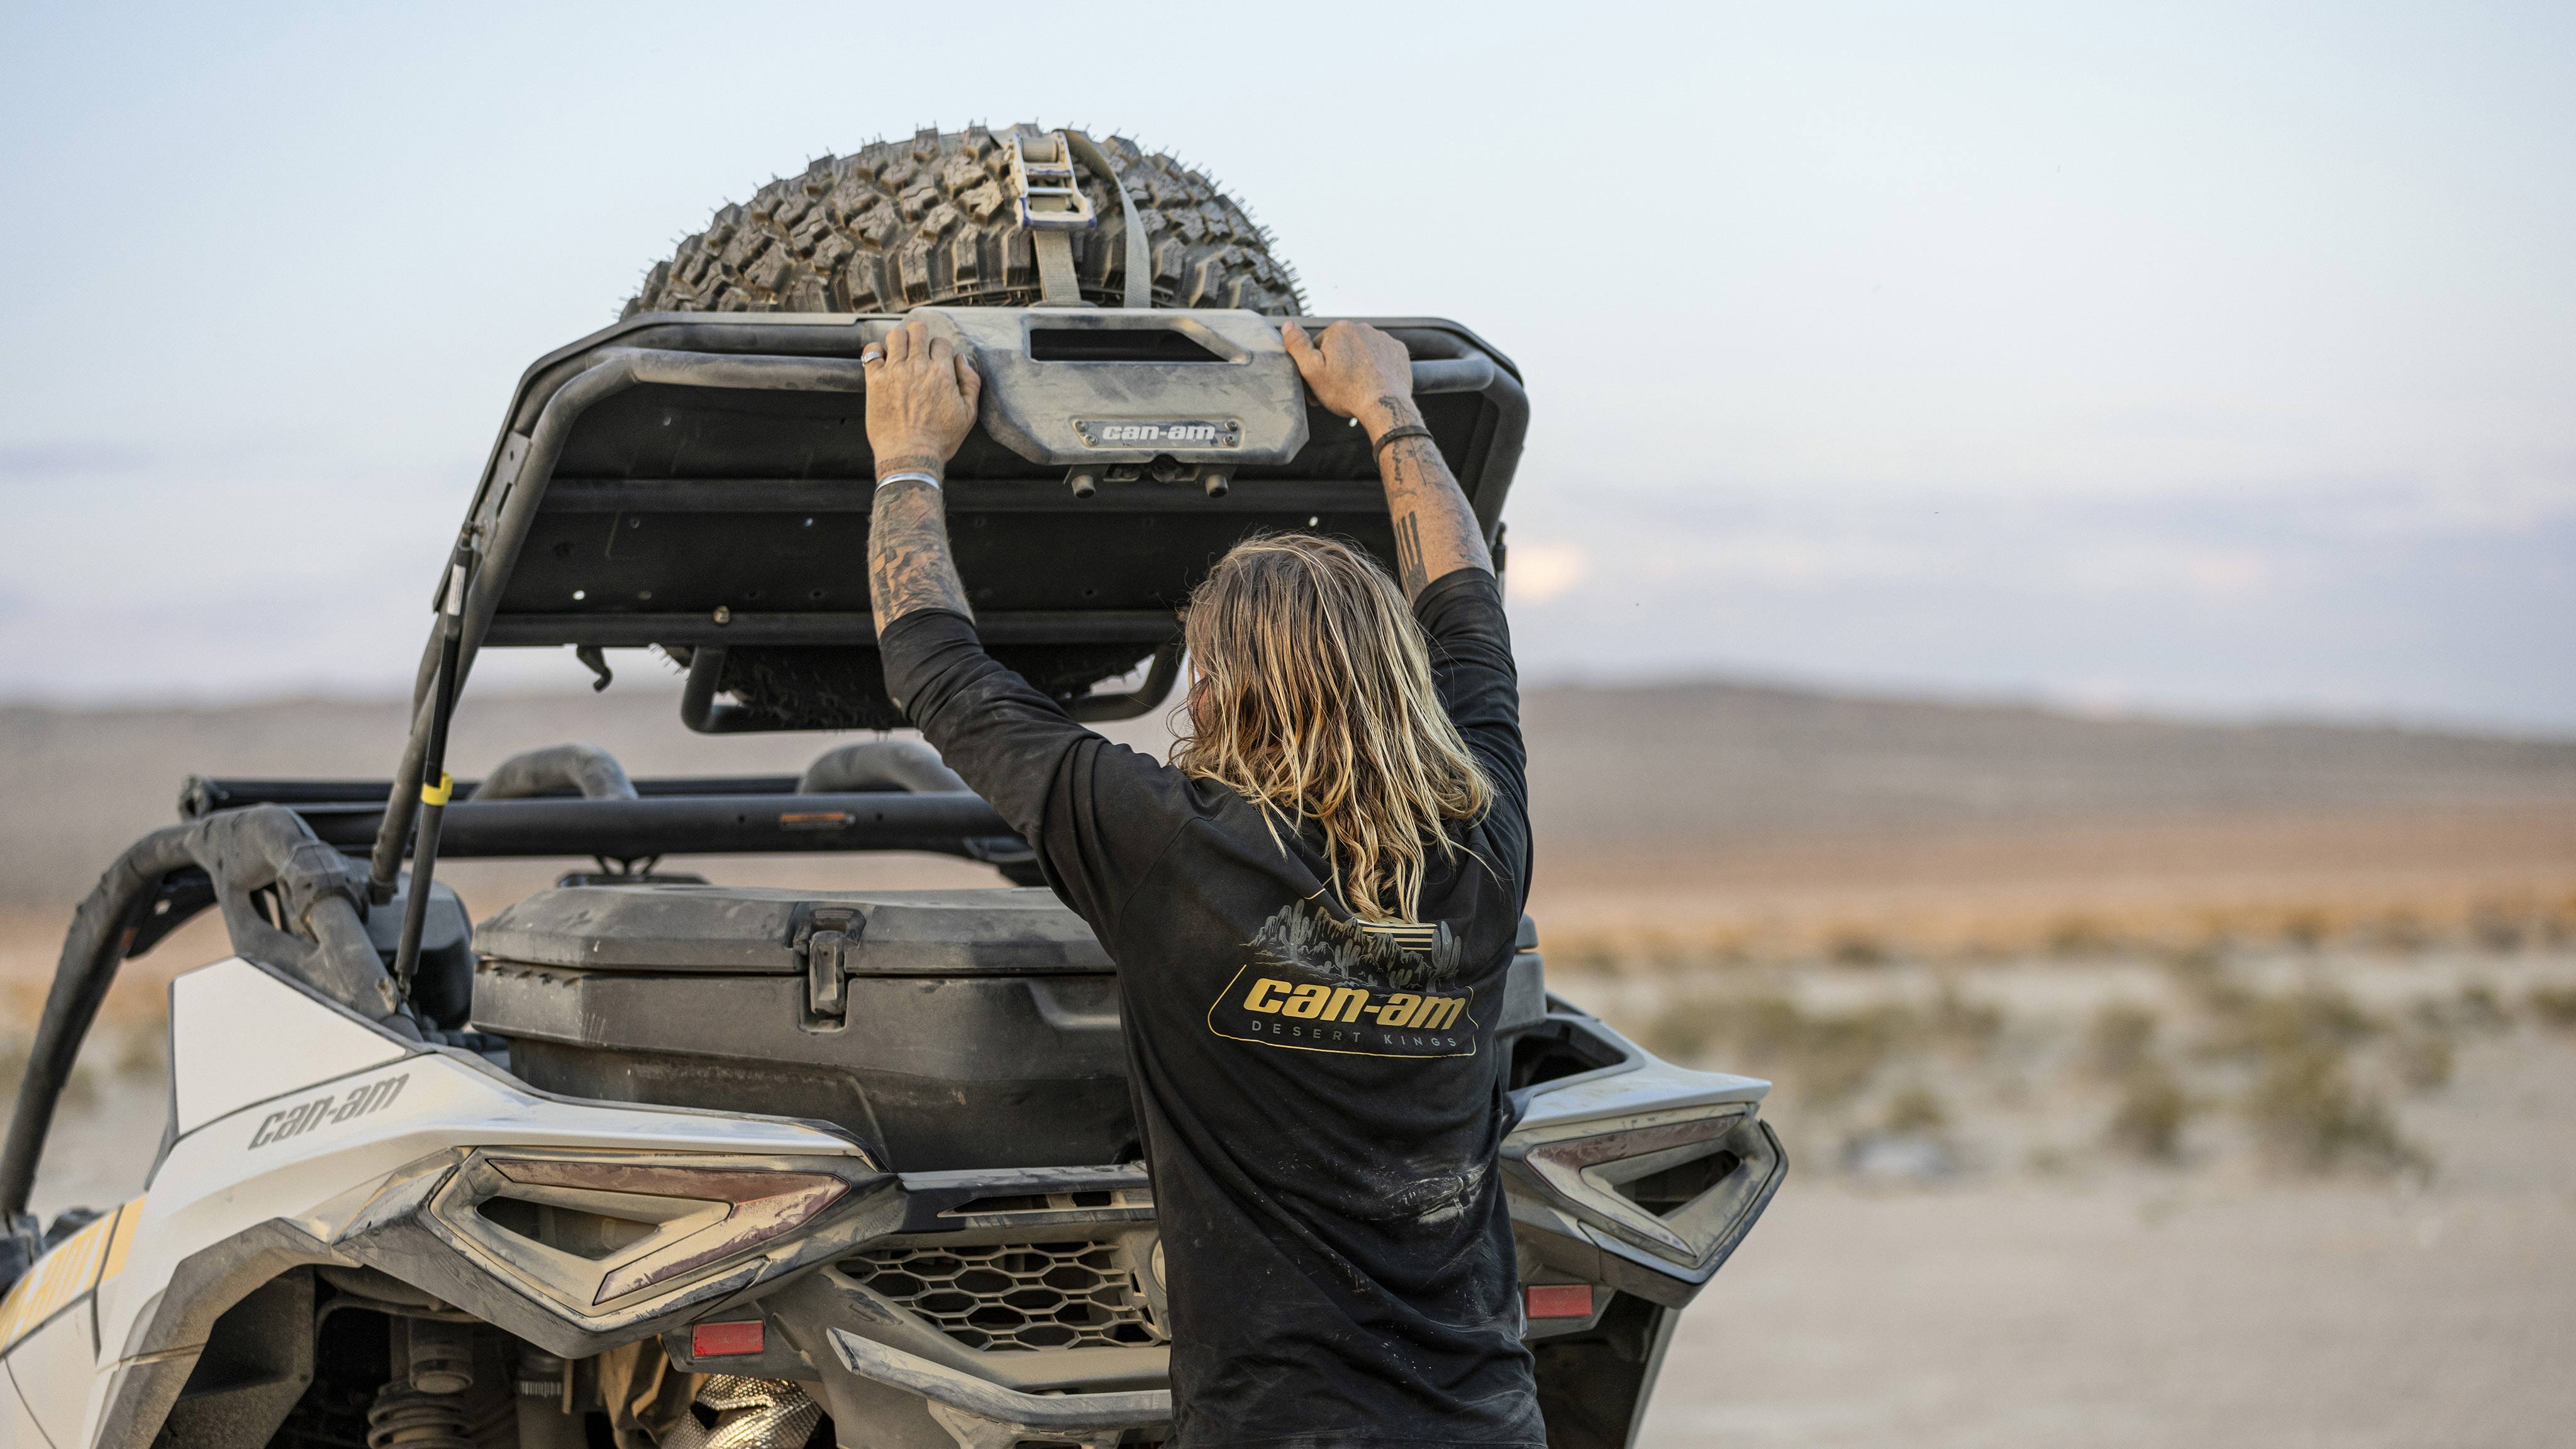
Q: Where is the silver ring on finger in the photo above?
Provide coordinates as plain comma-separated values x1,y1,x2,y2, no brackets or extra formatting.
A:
860,347,886,365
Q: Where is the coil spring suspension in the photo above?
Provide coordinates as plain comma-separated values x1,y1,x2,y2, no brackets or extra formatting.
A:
367,1385,474,1449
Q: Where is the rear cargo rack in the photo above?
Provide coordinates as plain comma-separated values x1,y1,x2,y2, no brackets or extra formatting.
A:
365,308,1524,894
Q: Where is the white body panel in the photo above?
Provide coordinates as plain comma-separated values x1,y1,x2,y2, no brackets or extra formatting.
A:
170,958,409,1134
11,1308,94,1441
3,957,863,1449
1,1368,50,1449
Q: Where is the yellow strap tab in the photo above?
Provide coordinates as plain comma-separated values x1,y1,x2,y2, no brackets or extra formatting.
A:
420,772,454,806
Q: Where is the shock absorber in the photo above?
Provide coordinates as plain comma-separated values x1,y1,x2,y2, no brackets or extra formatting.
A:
365,1386,473,1449
514,1348,586,1449
368,1319,478,1449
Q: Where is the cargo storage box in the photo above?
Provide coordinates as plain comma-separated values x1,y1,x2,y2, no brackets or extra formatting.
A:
473,883,1554,1174
471,884,1131,1171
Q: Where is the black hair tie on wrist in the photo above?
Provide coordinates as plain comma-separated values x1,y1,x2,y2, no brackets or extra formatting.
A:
1372,423,1435,455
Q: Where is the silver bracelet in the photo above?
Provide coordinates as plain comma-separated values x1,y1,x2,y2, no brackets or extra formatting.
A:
875,470,943,492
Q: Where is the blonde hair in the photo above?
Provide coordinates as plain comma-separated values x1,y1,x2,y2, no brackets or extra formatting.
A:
1171,534,1491,923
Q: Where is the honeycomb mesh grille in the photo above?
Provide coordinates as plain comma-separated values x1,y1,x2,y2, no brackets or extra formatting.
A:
847,1241,1161,1351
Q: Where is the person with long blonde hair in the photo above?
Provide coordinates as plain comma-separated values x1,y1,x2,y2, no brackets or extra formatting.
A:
864,316,1538,1449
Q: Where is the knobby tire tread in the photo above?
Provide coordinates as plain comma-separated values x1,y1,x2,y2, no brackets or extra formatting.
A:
625,125,1303,318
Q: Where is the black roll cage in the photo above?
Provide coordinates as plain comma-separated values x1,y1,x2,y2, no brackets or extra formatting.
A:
362,310,1524,894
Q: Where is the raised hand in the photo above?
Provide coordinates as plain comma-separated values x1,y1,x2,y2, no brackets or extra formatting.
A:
864,318,984,479
1282,319,1489,596
1282,319,1420,441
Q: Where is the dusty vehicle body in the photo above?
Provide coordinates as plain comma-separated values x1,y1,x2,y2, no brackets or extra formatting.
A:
0,300,1784,1449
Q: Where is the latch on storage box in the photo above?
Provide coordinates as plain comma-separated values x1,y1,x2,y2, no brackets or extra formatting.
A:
795,907,863,1024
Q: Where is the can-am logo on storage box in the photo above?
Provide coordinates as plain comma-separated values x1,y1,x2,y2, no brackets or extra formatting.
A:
1074,419,1240,448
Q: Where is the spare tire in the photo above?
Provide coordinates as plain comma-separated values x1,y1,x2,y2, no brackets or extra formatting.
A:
624,123,1304,317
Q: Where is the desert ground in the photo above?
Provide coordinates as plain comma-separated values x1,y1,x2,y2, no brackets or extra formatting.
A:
5,677,2574,1445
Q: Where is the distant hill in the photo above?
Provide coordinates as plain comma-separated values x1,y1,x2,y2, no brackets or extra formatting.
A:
1521,680,2576,845
4,679,2572,909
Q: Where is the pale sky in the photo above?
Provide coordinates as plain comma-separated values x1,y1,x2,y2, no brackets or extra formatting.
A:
3,2,2570,730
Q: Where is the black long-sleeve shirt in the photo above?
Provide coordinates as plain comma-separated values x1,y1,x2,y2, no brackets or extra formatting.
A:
880,567,1540,1449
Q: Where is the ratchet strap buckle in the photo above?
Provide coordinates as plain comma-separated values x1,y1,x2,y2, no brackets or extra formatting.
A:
1008,131,1097,233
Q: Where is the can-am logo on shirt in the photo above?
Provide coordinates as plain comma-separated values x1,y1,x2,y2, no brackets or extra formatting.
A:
1208,901,1475,1058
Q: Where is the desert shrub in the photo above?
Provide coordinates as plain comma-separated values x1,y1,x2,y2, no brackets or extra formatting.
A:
2089,1004,2194,1161
2085,1003,2161,1080
1643,991,1814,1063
2281,909,2332,951
1817,1006,1925,1099
1929,987,2005,1060
1827,931,1889,967
2244,1044,2420,1175
2451,982,2512,1032
2105,1061,2193,1162
2529,984,2576,1030
1638,992,1732,1062
2368,909,2431,953
2391,1025,2455,1091
1881,1085,1948,1135
2162,944,2246,1013
1644,992,1921,1103
2205,985,2379,1062
2469,900,2528,953
2545,894,2576,945
2046,915,2117,958
2194,984,2424,1173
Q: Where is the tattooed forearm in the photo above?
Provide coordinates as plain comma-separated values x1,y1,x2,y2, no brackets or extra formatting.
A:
1394,511,1430,596
869,478,974,627
1280,321,1492,598
1373,425,1489,601
871,453,949,477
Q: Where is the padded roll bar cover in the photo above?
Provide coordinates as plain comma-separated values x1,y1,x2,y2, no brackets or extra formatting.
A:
0,807,410,1222
156,806,400,1019
797,740,969,796
473,743,641,801
794,741,1037,880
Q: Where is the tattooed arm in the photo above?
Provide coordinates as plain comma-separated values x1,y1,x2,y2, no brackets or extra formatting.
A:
1282,319,1491,597
865,318,984,626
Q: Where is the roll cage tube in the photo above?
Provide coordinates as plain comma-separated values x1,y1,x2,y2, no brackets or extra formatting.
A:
369,348,877,901
391,547,471,996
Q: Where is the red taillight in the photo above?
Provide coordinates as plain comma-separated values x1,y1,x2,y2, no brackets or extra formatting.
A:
691,1319,766,1357
1524,1283,1593,1319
